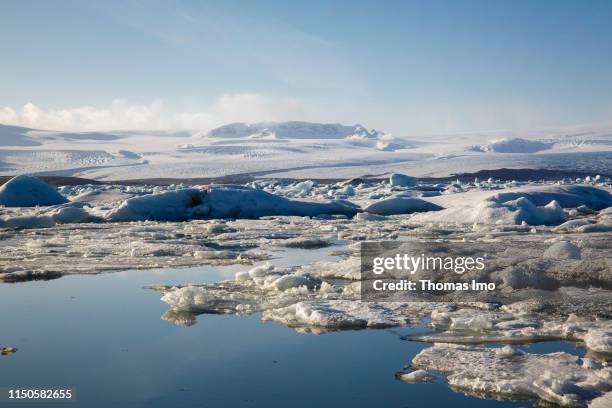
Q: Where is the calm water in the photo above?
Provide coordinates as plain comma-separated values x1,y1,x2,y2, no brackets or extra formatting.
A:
0,248,549,408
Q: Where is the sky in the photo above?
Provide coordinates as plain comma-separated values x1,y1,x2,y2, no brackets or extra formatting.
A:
1,0,612,135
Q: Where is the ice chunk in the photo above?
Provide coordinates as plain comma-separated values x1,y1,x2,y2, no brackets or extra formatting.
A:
412,343,612,407
193,250,236,260
298,257,361,280
365,197,442,215
292,180,314,195
161,286,230,313
262,300,417,329
270,274,320,291
106,188,205,222
159,273,321,316
589,391,612,408
490,185,612,210
235,271,251,281
389,173,417,187
206,223,232,234
50,206,94,224
577,205,596,215
496,265,558,290
106,185,361,222
397,369,437,383
354,212,387,221
273,237,331,249
0,214,55,228
0,175,68,207
339,185,355,196
248,263,275,278
413,185,609,225
543,241,582,260
202,185,360,219
583,329,612,354
509,198,566,225
554,219,597,233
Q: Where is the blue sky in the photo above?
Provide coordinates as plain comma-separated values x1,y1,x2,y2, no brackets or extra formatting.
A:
1,0,612,134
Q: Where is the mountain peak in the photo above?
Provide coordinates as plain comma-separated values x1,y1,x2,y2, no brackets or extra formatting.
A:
206,121,381,139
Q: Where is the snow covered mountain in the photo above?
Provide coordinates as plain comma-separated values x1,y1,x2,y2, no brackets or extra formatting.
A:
206,121,383,139
476,138,553,153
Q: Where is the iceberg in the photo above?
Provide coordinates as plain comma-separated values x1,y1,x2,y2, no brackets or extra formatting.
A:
389,173,417,187
0,175,68,207
105,188,205,222
490,185,612,210
413,185,611,225
504,197,566,225
106,185,360,222
365,197,442,215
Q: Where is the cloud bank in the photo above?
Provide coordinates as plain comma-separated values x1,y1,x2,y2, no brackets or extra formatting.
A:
0,94,306,132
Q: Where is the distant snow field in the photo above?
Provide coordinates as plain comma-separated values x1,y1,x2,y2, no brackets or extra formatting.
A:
1,121,611,180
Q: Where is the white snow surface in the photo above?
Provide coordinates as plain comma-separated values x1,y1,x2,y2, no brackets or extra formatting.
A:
1,122,611,180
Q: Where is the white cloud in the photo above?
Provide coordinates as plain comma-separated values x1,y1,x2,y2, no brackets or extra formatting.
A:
0,94,306,132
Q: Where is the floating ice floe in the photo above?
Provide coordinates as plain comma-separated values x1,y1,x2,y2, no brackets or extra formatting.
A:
409,301,612,350
0,220,272,281
153,259,455,330
412,343,612,407
583,329,612,354
158,265,326,315
396,369,438,383
262,300,449,330
0,175,68,207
